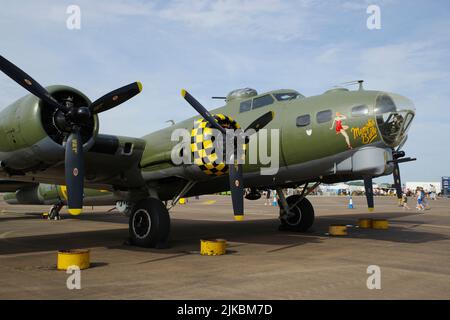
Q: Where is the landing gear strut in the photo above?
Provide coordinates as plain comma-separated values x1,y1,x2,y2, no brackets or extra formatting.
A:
128,198,171,248
48,200,64,220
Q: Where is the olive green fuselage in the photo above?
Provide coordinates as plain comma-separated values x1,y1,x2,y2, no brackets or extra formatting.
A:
1,86,415,205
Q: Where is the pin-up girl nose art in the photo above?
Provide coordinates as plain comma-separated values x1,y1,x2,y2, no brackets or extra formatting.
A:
330,112,352,149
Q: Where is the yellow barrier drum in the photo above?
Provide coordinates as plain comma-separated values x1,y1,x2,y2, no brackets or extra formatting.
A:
372,219,389,230
57,249,90,270
200,239,227,256
358,218,373,229
328,225,347,236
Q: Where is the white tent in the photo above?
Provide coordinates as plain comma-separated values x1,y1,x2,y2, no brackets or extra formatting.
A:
405,182,441,193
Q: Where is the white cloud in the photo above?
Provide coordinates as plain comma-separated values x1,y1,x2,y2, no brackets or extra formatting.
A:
158,0,319,41
341,0,395,11
315,47,342,64
357,41,450,92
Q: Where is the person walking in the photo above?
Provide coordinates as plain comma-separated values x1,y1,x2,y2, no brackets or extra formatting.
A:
416,187,425,211
421,187,430,210
401,193,410,210
430,184,437,200
265,189,271,206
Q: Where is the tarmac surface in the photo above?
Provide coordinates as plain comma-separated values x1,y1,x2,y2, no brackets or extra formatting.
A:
0,195,449,299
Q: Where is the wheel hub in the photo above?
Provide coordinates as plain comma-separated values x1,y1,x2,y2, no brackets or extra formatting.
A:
132,209,151,239
284,206,302,226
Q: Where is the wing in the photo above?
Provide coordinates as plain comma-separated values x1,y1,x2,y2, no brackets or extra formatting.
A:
0,180,37,192
0,134,147,191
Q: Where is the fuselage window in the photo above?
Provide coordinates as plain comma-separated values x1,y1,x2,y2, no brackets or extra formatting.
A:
296,114,310,127
351,105,369,117
252,94,274,109
240,100,252,113
274,92,299,101
316,109,332,124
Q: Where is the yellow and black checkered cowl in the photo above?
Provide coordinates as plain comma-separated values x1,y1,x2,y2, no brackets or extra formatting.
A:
190,114,244,176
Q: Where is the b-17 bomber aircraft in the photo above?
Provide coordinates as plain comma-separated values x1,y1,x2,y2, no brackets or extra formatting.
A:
0,55,416,248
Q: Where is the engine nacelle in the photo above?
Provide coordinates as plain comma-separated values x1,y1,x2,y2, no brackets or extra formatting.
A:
4,184,59,205
0,85,99,171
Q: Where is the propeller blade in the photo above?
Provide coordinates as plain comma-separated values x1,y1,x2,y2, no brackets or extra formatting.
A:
245,111,275,132
65,128,84,215
228,154,244,221
243,111,275,143
393,162,403,200
90,81,143,114
0,55,64,111
181,89,226,134
363,176,374,212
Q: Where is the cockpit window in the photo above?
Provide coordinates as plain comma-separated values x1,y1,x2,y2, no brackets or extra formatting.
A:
240,100,252,113
375,95,396,114
274,92,302,101
252,94,274,109
352,105,369,117
403,113,414,132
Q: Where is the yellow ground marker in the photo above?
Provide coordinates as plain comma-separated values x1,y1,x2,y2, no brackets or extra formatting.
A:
202,200,217,205
200,239,227,256
57,249,90,270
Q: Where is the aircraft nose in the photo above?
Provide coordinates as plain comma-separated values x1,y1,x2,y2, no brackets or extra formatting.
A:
374,93,415,148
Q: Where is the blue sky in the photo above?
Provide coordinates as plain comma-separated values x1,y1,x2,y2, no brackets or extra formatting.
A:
1,0,449,182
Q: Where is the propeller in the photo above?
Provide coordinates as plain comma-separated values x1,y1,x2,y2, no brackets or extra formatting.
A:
0,54,142,214
391,138,416,204
392,152,405,201
65,127,84,214
228,154,244,220
182,89,274,220
363,176,374,212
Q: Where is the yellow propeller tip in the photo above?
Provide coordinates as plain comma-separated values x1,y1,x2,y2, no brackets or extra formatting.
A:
234,215,244,221
368,207,374,212
68,208,82,215
136,81,143,92
181,89,187,97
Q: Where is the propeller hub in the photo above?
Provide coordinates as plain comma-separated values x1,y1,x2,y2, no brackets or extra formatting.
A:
73,106,91,123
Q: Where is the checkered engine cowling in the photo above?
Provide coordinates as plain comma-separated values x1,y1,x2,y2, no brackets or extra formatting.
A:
190,114,243,176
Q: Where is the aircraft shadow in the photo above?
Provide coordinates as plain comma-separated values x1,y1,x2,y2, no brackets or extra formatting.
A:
0,210,448,256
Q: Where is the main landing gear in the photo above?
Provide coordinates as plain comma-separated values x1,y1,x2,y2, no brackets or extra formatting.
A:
128,198,170,248
276,183,319,232
278,194,315,231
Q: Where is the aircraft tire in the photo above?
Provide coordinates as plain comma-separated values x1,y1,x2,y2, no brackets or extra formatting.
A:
129,198,170,248
279,195,314,232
